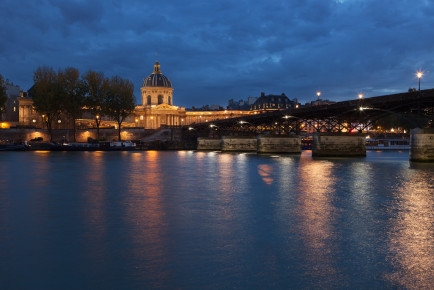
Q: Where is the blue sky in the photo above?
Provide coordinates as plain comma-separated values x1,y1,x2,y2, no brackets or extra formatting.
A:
1,0,433,107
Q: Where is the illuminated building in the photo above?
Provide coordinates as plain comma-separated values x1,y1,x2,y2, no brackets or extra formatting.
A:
14,61,293,130
250,92,295,111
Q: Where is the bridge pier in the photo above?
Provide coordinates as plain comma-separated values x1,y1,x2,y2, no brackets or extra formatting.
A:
257,135,301,154
312,133,366,157
197,137,222,150
410,128,434,162
221,136,257,152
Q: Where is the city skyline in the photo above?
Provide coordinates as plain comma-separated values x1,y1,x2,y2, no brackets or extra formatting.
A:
1,0,433,107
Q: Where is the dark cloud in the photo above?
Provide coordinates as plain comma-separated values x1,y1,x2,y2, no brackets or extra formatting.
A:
1,0,434,107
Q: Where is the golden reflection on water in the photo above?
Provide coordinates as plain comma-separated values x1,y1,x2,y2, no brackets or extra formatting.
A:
32,151,51,188
385,170,434,288
215,153,245,237
126,151,169,282
218,154,235,195
257,164,274,185
295,156,342,286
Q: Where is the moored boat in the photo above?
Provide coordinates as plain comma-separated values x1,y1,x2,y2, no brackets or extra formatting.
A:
366,138,410,150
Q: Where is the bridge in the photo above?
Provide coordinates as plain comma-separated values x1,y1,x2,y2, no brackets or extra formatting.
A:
185,89,434,136
181,89,434,162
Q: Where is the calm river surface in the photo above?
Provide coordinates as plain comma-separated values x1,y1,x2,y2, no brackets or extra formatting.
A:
0,150,433,289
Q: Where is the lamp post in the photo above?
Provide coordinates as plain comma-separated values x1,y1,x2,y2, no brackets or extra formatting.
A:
416,71,423,116
417,71,423,92
316,91,321,132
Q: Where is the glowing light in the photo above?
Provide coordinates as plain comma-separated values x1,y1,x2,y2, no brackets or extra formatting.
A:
358,93,363,99
317,91,321,97
58,120,61,123
417,71,423,79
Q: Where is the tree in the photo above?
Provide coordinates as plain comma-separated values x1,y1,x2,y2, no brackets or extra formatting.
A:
58,67,86,142
105,76,135,141
0,74,7,122
32,66,63,142
83,70,108,141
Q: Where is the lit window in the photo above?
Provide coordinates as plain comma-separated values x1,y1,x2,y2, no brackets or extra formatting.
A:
13,107,16,112
140,115,144,120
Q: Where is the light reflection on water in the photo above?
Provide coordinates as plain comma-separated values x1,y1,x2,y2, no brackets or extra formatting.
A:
0,150,433,289
295,154,342,287
385,168,434,288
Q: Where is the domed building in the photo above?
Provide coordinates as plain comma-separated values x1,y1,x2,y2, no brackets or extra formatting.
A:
141,61,174,106
134,61,251,129
15,60,253,133
134,61,186,129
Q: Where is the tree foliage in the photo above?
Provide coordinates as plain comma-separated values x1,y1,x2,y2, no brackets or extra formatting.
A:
32,66,63,141
32,66,137,142
105,76,135,141
82,70,108,140
58,67,86,142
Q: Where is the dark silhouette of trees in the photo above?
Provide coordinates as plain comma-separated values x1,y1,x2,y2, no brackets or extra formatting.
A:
58,67,86,142
0,74,7,122
83,70,108,141
32,66,137,142
32,66,63,142
105,76,135,141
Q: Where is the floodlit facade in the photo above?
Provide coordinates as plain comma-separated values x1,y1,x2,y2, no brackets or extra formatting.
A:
11,61,297,130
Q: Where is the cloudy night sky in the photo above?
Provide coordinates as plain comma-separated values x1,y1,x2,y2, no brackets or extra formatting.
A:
1,0,433,107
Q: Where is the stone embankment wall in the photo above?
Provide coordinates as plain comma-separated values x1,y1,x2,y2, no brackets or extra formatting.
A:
0,128,156,143
197,135,302,153
312,133,366,157
197,137,222,150
257,136,301,153
222,136,258,152
410,128,434,162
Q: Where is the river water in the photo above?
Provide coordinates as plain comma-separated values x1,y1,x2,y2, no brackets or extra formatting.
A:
0,150,433,289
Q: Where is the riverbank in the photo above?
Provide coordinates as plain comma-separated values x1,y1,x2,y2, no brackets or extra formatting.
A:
0,140,190,151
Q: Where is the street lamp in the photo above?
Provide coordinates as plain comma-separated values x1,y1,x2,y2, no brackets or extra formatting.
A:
316,91,321,101
417,71,423,92
358,93,363,99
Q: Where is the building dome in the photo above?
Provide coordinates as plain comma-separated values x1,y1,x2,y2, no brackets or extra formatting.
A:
142,61,172,88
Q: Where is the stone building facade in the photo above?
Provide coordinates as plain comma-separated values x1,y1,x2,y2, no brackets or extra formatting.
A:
10,61,292,131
